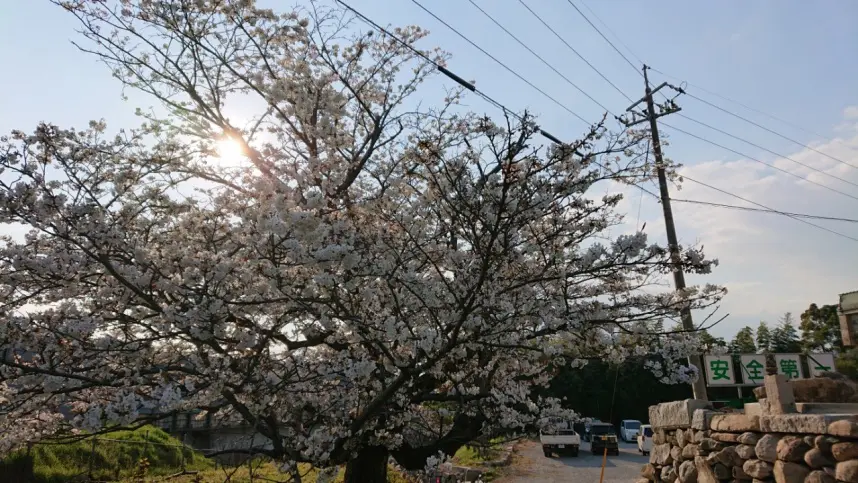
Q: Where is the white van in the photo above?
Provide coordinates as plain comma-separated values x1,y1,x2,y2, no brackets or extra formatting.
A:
637,424,653,455
619,419,642,442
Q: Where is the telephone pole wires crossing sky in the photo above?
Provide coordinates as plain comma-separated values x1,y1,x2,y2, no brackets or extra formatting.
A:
621,65,708,401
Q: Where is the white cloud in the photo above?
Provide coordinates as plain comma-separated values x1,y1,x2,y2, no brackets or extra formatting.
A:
844,106,858,120
607,112,858,339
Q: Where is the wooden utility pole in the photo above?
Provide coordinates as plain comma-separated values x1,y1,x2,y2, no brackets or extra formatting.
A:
622,65,708,402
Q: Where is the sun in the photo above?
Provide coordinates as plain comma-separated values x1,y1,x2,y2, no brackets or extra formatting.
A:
215,137,247,166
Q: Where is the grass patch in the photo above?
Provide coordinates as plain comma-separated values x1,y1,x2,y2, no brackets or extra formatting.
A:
452,438,506,467
2,426,212,483
148,462,413,483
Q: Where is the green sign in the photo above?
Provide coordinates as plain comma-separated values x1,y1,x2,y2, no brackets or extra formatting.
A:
704,355,735,385
774,354,803,380
808,353,836,378
739,354,765,384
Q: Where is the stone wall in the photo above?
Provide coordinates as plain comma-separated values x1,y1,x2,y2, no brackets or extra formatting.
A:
638,399,858,483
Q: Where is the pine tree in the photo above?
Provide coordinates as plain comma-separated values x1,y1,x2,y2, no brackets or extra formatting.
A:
756,321,772,353
771,313,802,353
699,329,727,353
729,326,756,354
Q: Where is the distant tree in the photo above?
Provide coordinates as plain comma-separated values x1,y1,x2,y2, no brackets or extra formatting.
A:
545,356,693,429
756,321,772,353
800,304,842,352
699,330,728,353
836,349,858,381
771,313,802,353
729,326,756,354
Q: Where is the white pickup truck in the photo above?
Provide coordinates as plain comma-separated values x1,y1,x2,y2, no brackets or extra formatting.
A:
539,428,581,457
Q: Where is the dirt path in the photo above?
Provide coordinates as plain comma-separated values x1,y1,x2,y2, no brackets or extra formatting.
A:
496,439,646,482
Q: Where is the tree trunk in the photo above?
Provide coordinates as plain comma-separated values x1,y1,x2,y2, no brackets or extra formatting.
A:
343,446,389,483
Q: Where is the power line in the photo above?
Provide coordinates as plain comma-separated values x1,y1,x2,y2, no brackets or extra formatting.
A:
513,0,633,103
633,179,858,224
648,66,842,144
577,0,645,69
569,2,855,168
464,0,616,115
669,198,858,224
336,0,652,196
675,113,858,191
679,174,858,243
680,91,858,171
661,121,858,204
334,0,568,142
335,0,857,245
409,0,592,125
570,7,857,166
563,0,642,77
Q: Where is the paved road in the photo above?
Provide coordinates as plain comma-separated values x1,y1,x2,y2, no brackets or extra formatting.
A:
498,439,646,482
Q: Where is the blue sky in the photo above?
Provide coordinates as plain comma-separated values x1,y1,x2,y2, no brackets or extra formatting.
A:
2,0,857,341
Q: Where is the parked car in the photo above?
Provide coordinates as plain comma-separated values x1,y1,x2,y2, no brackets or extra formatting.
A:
589,422,620,456
637,424,653,455
583,419,603,442
620,419,642,442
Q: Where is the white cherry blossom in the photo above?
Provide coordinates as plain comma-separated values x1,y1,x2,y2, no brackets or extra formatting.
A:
0,1,725,481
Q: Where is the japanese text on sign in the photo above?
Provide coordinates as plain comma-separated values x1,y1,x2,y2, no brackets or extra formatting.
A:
808,353,835,378
704,355,735,385
739,355,766,385
774,354,803,380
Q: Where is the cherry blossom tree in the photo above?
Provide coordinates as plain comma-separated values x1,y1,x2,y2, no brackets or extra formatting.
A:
0,1,724,481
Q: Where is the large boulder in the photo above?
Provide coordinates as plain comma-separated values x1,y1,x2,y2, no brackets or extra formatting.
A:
671,446,683,464
712,462,730,480
710,414,761,432
710,432,741,443
661,465,677,482
776,436,811,463
805,470,835,483
753,377,858,403
695,456,718,483
682,444,699,460
743,459,773,479
700,438,724,452
804,448,834,469
762,414,855,434
679,459,697,483
829,419,858,438
732,464,751,480
650,399,711,430
692,429,707,444
651,443,673,466
773,460,809,483
692,409,715,431
641,463,657,481
736,444,756,460
713,446,744,468
756,434,781,463
738,432,761,445
836,460,858,483
832,442,858,462
813,435,839,453
676,428,687,448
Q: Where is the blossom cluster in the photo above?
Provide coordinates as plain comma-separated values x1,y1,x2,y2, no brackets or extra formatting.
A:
0,0,723,475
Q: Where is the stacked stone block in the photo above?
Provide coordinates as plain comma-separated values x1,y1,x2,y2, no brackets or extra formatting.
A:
638,399,858,483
